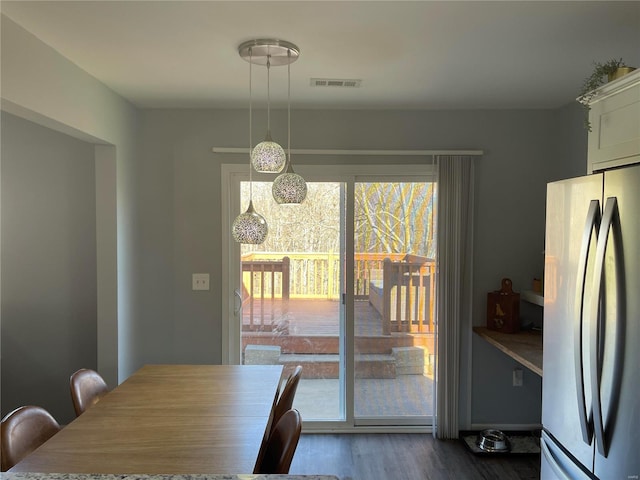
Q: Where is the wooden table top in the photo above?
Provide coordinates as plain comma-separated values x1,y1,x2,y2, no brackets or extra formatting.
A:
9,364,284,475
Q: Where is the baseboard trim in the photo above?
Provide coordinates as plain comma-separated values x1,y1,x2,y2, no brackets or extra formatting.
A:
302,424,434,434
471,423,542,431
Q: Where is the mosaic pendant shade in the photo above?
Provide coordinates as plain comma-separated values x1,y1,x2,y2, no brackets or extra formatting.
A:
232,200,268,244
272,161,307,204
251,132,286,173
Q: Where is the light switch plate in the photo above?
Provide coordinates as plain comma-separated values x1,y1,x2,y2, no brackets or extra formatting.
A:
192,273,210,291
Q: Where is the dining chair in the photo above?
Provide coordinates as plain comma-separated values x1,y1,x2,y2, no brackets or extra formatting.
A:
69,368,109,417
271,365,302,435
254,408,302,474
1,405,61,471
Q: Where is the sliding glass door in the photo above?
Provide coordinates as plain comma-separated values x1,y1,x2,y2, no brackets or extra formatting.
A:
353,181,435,425
237,179,346,421
222,163,436,430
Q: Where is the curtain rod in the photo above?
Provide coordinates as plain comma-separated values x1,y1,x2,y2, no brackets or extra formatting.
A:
212,147,483,156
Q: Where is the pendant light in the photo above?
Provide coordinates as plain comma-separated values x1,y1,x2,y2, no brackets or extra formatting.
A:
251,56,286,173
239,40,299,174
232,46,268,244
273,48,307,205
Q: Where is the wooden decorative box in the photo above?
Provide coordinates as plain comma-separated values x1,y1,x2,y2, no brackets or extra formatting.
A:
487,278,520,333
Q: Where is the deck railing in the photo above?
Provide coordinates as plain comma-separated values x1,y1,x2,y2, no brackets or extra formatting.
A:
242,252,341,300
241,257,290,330
374,255,436,333
242,252,436,333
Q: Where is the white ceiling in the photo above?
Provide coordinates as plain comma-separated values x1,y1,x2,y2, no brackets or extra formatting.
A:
2,1,639,110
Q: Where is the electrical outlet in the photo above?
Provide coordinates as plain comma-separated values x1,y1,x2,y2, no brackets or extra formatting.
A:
513,368,523,387
192,273,210,291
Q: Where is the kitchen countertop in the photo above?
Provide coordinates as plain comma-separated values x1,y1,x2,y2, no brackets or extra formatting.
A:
0,474,339,480
473,326,543,376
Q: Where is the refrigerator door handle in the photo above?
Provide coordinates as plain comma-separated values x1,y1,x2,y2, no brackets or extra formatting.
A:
541,436,573,480
574,200,600,445
590,196,625,458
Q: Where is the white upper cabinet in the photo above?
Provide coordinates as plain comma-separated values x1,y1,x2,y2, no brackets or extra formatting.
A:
587,69,640,173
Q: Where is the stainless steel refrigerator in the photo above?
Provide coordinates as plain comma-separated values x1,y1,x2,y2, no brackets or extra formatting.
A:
541,163,640,479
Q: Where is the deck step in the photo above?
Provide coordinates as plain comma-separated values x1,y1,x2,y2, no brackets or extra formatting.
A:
242,334,433,355
280,353,396,379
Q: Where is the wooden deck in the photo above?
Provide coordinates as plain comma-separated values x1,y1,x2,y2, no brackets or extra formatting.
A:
242,297,434,336
242,298,435,419
242,253,435,335
242,298,434,378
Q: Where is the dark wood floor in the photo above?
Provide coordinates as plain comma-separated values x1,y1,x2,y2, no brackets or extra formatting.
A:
289,433,541,480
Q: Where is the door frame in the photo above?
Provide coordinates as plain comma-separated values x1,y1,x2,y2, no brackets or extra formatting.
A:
221,160,436,431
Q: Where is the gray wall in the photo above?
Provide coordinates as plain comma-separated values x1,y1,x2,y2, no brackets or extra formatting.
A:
0,12,589,429
469,101,587,426
134,105,586,427
2,13,140,389
1,112,97,424
0,102,586,429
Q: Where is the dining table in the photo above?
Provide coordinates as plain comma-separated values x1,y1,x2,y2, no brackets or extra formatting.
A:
8,364,285,475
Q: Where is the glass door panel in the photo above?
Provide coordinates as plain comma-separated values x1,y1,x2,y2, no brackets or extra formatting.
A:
227,163,437,429
353,181,436,422
239,181,346,421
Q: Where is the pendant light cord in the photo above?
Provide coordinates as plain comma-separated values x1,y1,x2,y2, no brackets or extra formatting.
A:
249,47,253,202
287,49,291,167
266,55,272,134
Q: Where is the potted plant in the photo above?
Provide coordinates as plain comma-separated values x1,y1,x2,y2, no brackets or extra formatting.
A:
578,58,635,131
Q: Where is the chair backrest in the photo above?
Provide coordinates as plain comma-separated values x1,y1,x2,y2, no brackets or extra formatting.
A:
1,405,61,471
255,409,302,474
70,368,109,417
271,365,302,434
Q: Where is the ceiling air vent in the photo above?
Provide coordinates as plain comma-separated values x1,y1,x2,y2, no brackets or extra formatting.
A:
310,78,362,88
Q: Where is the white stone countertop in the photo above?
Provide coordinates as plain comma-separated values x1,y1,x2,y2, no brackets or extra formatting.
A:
1,475,339,480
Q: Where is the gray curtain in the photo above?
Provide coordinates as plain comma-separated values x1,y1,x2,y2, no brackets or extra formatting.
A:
434,155,475,439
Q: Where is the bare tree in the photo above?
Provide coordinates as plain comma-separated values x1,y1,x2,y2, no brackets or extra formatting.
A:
241,181,436,257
